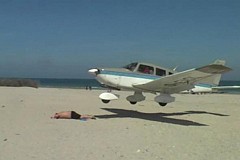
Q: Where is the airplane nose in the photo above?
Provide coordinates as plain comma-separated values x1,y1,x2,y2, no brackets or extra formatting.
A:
88,68,100,76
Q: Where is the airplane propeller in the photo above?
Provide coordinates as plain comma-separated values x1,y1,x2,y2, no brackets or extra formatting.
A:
88,68,100,76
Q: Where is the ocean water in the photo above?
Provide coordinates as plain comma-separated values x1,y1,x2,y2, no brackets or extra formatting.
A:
219,80,240,86
32,78,240,94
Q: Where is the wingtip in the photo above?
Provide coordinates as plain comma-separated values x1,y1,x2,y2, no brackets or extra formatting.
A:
196,64,232,74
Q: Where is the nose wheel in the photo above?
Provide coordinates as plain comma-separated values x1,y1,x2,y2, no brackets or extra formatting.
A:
99,92,119,104
102,99,110,103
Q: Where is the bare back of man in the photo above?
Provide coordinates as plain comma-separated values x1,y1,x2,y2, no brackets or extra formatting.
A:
51,111,95,120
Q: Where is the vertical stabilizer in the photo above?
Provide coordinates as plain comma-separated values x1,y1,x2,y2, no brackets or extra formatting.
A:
199,60,226,86
213,59,225,65
203,74,222,85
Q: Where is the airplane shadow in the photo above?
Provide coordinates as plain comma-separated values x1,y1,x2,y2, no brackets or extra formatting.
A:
95,108,229,126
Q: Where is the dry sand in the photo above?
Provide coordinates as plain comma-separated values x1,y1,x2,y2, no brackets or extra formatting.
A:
0,87,239,160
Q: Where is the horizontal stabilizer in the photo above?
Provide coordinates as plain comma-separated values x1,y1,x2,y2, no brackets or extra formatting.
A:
196,64,231,74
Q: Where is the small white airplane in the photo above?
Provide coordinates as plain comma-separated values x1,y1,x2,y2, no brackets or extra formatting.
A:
182,84,240,94
181,62,240,94
88,60,231,106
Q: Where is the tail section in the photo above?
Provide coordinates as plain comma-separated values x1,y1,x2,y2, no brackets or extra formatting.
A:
199,60,226,86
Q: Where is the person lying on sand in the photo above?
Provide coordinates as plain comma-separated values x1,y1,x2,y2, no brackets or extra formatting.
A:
51,111,96,120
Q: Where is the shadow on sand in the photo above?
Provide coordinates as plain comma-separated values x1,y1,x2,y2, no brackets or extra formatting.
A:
95,108,229,126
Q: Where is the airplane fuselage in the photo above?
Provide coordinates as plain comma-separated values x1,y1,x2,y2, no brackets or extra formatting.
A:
94,62,176,92
96,68,157,91
89,61,231,106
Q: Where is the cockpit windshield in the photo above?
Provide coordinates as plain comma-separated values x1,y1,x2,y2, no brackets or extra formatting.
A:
123,62,138,71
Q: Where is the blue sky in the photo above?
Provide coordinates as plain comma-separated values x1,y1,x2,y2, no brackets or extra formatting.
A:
0,0,239,80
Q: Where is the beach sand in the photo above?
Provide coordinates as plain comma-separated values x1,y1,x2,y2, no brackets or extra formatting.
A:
0,87,239,160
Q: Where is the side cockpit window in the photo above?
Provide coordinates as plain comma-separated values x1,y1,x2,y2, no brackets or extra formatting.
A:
138,64,154,74
123,63,138,71
156,68,166,76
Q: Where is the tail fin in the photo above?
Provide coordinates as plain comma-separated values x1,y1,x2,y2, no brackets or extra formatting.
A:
199,60,226,86
213,59,226,65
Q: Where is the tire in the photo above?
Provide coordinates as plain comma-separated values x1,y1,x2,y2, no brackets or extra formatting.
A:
130,101,137,105
159,103,167,106
102,99,110,103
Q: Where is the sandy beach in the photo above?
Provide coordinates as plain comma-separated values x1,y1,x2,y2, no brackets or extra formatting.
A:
0,87,239,160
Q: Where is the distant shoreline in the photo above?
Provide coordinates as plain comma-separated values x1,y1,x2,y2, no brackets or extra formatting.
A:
1,78,239,94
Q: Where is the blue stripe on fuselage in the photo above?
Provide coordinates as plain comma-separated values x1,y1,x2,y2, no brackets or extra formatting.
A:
100,70,217,88
101,70,160,80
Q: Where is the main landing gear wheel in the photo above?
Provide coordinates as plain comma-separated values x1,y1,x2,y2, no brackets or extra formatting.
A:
159,103,167,106
130,101,137,105
102,99,110,104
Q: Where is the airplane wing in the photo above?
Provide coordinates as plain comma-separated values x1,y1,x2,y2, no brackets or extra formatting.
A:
133,64,232,94
212,86,240,92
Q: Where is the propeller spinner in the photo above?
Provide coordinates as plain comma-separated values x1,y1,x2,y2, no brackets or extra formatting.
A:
88,68,100,76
